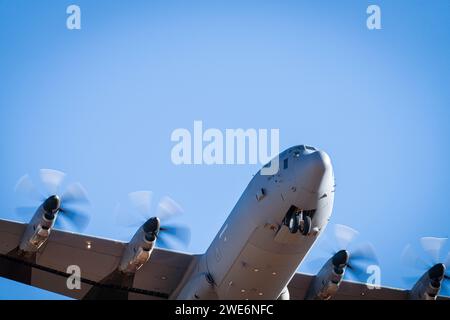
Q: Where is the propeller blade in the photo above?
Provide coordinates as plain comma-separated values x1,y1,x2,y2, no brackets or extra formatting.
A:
117,191,188,250
61,182,89,205
401,244,431,271
159,224,191,246
156,233,171,249
54,216,70,231
40,169,66,195
334,224,359,250
420,237,447,264
350,243,378,265
316,225,372,273
156,196,183,221
14,174,44,202
128,191,153,218
15,206,37,219
345,263,370,282
113,203,146,229
440,278,450,297
120,191,153,228
59,207,90,232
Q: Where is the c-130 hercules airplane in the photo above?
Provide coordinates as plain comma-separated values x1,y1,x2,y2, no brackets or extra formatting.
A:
0,145,449,300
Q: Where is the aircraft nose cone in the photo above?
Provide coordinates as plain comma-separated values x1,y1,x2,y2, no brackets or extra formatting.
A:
309,150,331,175
143,217,161,234
43,195,61,213
299,150,333,193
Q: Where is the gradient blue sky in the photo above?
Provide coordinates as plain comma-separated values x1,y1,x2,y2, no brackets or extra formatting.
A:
0,0,449,299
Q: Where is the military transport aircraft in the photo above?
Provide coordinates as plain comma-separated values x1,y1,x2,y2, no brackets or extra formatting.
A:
0,145,449,300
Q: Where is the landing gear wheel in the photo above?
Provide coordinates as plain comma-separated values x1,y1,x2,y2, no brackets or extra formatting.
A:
300,215,312,235
288,214,300,234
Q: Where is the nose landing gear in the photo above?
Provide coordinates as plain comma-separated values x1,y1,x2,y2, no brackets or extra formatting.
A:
285,208,312,235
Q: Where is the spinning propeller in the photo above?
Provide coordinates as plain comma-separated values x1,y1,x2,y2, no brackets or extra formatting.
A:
14,169,90,231
308,224,379,282
115,191,190,249
401,237,450,297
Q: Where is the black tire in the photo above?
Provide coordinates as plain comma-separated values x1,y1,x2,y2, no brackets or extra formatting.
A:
288,214,299,234
300,215,312,235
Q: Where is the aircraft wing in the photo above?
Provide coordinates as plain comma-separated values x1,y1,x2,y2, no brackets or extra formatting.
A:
0,219,195,300
2,218,448,300
287,272,449,300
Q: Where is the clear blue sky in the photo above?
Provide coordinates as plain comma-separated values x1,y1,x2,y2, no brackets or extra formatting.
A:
0,0,449,299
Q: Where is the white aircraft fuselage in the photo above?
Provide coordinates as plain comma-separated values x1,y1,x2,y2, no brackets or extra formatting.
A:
172,145,335,299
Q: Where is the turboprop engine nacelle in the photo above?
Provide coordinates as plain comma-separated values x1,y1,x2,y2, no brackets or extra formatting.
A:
409,263,446,300
305,250,348,300
118,217,159,274
19,196,60,253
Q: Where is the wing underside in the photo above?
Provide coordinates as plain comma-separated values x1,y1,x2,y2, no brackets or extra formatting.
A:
0,219,195,299
287,272,449,300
